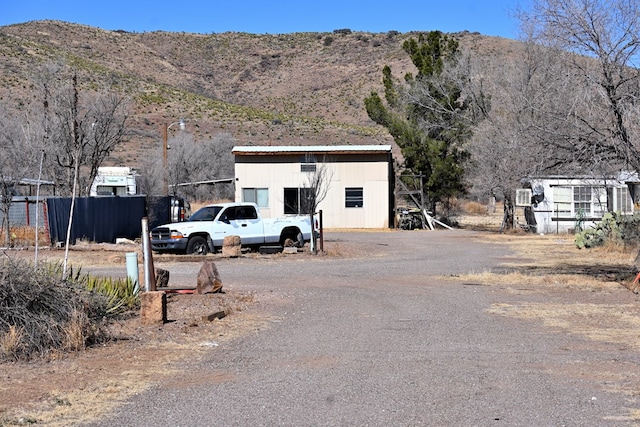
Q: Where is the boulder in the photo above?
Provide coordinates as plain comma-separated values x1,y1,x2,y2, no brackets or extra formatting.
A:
196,260,223,294
140,291,167,325
222,235,241,257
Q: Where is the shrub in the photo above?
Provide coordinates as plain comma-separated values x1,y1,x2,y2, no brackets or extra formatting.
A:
463,201,488,215
574,212,640,249
0,259,138,361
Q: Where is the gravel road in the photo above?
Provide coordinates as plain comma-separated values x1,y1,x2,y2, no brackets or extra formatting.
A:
85,230,639,426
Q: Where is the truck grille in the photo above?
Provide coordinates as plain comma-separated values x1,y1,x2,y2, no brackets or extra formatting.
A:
151,227,170,240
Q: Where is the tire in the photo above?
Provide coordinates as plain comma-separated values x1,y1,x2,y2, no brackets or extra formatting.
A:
186,236,208,255
281,229,300,247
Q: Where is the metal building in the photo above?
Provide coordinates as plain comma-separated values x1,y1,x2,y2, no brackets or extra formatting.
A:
233,145,395,229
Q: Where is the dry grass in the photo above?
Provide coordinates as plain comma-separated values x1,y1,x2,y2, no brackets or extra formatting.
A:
62,310,89,353
0,326,24,360
454,233,636,288
451,232,640,412
0,288,269,426
462,200,489,215
488,302,640,349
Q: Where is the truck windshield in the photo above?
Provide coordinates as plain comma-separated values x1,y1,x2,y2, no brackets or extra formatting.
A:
188,206,222,221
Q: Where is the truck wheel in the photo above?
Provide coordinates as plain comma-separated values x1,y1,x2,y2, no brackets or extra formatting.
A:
187,236,208,255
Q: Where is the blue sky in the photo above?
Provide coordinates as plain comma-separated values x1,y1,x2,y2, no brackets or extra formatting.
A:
0,1,522,39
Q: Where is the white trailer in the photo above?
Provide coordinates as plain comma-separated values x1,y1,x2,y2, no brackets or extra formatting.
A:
520,173,637,234
90,167,138,196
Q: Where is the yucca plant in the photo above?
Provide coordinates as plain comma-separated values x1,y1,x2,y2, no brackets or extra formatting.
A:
84,275,140,315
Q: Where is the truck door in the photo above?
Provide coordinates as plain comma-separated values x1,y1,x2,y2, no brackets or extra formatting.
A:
217,206,264,246
234,205,264,245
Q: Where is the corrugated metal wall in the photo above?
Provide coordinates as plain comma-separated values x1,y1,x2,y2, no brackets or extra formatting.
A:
46,196,147,244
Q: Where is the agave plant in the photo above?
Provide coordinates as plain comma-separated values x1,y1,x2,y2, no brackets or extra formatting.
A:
83,275,140,314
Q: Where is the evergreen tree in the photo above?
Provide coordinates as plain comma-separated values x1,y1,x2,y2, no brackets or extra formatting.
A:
365,31,475,213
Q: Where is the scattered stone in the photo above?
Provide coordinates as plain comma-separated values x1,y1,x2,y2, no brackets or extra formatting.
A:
202,310,227,321
115,237,136,245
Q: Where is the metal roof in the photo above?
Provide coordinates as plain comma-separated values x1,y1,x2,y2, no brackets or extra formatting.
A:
232,145,392,155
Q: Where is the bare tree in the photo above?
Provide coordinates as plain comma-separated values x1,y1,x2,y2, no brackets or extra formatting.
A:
30,66,130,276
0,107,38,246
37,67,129,197
191,133,235,201
301,155,334,253
137,131,236,202
518,0,640,174
468,39,580,228
470,0,640,230
166,132,197,198
137,149,164,197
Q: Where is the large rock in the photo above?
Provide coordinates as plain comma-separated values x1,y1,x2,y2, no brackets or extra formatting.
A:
196,260,223,294
140,291,167,325
222,235,241,257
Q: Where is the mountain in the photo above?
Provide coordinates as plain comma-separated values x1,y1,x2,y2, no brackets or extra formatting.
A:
0,20,521,168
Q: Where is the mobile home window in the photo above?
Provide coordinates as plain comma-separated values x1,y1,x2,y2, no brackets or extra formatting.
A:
613,187,633,214
552,187,572,218
573,186,592,214
345,187,363,208
242,188,269,208
573,186,606,217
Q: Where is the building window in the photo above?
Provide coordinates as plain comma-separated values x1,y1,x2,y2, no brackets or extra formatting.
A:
284,187,314,214
573,186,606,217
300,154,317,173
615,187,633,214
345,187,363,208
552,187,572,218
242,188,269,208
573,186,592,214
553,185,608,218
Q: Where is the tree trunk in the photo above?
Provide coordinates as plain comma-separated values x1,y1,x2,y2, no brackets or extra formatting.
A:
501,198,514,232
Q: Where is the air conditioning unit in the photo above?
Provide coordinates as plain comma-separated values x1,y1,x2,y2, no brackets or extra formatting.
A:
515,189,532,207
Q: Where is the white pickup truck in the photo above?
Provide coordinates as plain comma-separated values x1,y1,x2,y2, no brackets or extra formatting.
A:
150,202,311,254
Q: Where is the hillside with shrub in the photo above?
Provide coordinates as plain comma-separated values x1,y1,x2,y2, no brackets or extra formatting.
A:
0,20,521,168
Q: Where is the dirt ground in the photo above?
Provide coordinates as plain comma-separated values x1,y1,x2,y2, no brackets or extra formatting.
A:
1,225,639,425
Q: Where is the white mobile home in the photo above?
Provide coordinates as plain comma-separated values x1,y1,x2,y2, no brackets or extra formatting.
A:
522,173,638,234
233,145,394,229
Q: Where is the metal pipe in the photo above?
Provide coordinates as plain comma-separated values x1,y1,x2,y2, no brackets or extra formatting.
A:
141,217,156,292
319,209,324,252
125,252,139,295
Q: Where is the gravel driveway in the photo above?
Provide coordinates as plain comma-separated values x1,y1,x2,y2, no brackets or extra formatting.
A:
85,230,639,426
